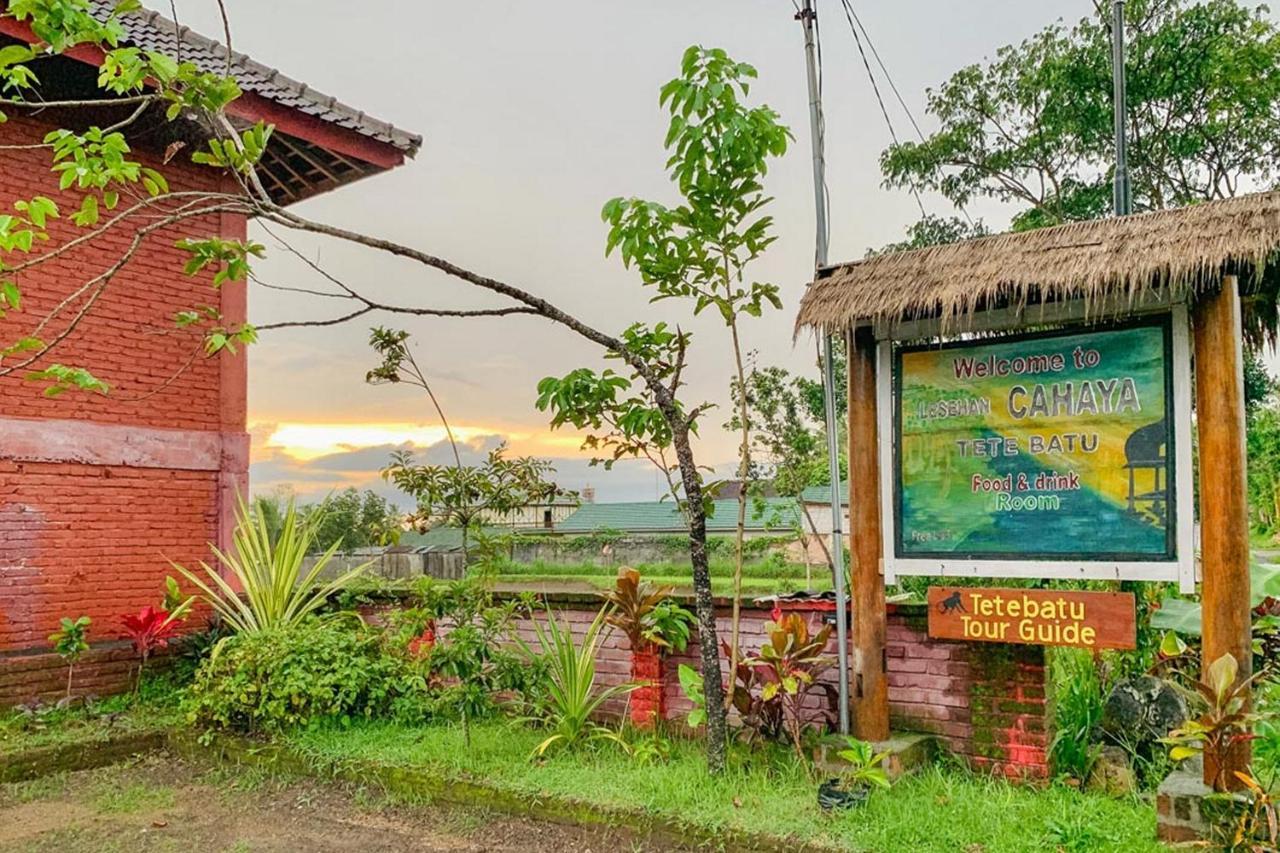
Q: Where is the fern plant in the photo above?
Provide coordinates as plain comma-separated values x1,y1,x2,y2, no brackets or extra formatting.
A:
172,495,370,639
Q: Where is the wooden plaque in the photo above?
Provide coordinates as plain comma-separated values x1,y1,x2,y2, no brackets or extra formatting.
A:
926,586,1136,650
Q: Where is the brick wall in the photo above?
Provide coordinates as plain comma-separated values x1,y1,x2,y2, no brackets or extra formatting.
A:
886,603,1048,780
0,111,248,704
0,114,234,425
405,592,1051,780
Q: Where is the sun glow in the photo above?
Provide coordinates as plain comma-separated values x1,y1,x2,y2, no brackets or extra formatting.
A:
260,422,586,461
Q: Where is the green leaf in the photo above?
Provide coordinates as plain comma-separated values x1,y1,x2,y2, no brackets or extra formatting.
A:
0,279,20,311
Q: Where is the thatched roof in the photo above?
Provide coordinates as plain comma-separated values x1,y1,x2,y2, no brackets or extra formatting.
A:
796,191,1280,339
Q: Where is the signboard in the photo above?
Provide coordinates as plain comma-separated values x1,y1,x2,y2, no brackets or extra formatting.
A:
877,309,1195,590
926,586,1136,650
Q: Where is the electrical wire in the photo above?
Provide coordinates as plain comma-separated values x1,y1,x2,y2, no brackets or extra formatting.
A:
842,2,975,226
838,0,927,219
842,2,925,143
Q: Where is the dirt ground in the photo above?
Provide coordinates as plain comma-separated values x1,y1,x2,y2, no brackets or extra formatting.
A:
0,755,661,852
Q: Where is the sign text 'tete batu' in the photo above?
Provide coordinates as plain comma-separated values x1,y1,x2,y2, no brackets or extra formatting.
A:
926,587,1136,650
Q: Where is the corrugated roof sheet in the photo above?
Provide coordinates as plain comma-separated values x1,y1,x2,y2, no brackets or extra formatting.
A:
555,499,801,534
799,482,850,507
88,1,421,156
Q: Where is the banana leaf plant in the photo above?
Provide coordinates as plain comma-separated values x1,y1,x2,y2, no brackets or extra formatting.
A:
1151,560,1280,636
1162,652,1264,792
745,612,838,760
598,567,674,651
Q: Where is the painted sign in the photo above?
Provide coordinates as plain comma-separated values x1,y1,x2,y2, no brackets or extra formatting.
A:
927,586,1136,650
895,318,1176,561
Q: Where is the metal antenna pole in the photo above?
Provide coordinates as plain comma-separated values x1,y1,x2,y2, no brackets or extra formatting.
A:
1112,1,1131,215
798,0,850,735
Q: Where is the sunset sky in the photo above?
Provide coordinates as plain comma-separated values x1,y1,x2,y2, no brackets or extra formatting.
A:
172,1,1279,509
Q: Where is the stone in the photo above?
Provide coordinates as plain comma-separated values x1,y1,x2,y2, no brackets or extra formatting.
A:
1085,745,1136,796
1156,763,1216,843
815,732,938,781
1099,675,1187,746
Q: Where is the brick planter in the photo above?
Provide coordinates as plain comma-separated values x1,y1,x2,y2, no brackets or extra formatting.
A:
629,644,665,729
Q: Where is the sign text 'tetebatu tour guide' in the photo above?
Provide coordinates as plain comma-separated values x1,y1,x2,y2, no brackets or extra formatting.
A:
882,312,1194,587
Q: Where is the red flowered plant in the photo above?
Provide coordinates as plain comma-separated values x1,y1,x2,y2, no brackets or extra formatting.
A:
119,605,183,691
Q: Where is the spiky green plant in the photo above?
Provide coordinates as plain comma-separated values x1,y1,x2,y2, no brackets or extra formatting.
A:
517,606,637,757
172,495,370,638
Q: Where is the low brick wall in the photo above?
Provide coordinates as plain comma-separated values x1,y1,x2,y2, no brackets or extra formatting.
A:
885,603,1048,779
4,588,1051,781
0,641,141,706
421,592,1051,780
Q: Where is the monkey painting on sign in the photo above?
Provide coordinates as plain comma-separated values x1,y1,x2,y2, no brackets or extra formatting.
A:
938,590,966,615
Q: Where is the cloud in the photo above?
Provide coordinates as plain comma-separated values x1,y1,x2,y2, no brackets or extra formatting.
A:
248,431,696,506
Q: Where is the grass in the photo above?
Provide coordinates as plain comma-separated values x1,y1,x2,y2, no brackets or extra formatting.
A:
0,674,183,758
2,771,68,804
92,780,176,814
287,719,1163,852
492,559,833,597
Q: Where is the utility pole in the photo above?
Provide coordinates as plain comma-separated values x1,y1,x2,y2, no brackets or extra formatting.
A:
797,0,851,736
1111,0,1132,215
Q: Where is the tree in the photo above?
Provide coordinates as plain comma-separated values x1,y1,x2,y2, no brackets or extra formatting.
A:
535,323,695,524
596,46,791,689
0,4,770,773
881,0,1280,229
727,360,838,582
301,487,401,555
383,442,565,563
47,615,90,702
866,214,989,256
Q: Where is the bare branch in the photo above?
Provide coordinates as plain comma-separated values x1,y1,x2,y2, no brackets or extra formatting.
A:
0,94,159,110
110,338,204,402
256,307,375,330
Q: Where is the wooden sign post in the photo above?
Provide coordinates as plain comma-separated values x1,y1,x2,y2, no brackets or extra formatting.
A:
1193,277,1252,789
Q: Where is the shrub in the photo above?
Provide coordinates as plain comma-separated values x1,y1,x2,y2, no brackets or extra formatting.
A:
598,567,694,653
185,618,425,735
383,575,540,745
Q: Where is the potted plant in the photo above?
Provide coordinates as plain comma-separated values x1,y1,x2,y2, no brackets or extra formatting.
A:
818,736,892,811
600,567,694,728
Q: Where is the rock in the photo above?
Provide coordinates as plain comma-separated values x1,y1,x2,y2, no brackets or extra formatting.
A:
1086,745,1137,796
1099,675,1188,746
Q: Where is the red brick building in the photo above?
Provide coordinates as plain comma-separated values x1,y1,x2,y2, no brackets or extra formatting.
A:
0,5,418,703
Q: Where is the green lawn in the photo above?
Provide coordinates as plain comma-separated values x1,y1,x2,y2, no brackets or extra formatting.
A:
492,559,833,597
0,677,181,759
288,720,1163,853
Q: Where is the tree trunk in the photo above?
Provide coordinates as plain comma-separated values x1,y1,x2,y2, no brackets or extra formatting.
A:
727,322,750,707
666,412,728,772
799,499,834,579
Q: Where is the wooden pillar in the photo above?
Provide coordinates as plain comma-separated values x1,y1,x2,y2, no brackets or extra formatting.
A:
849,325,890,740
1192,275,1252,789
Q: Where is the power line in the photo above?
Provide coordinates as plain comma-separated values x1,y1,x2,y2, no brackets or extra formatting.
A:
842,2,926,143
837,0,927,219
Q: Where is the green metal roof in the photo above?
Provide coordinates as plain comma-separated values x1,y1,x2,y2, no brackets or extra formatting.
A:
799,482,850,506
555,498,800,534
397,526,505,552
